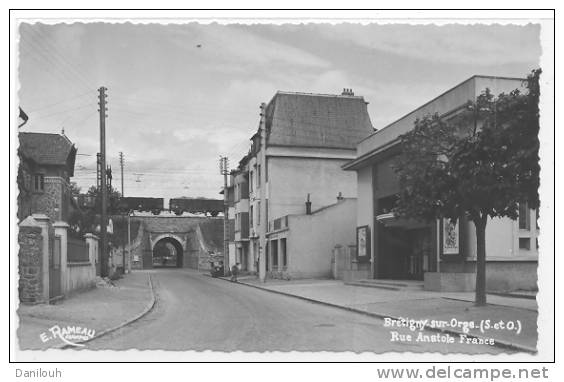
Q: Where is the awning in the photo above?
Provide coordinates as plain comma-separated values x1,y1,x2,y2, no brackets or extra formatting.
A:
376,213,429,229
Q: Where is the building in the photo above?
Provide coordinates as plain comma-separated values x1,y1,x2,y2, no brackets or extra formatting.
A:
219,182,236,268
343,76,539,291
267,197,357,279
229,89,374,278
17,131,100,303
18,132,77,223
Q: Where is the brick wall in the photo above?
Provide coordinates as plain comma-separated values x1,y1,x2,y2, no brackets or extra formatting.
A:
18,226,43,303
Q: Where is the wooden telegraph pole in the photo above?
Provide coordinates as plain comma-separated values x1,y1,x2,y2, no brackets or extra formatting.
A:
119,152,124,196
259,103,267,283
98,86,109,278
119,151,126,273
219,156,229,275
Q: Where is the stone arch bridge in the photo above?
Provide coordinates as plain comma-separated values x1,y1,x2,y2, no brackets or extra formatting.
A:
123,215,224,270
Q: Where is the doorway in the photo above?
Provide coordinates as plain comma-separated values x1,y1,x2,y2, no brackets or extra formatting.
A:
49,236,62,300
378,226,433,280
152,237,183,268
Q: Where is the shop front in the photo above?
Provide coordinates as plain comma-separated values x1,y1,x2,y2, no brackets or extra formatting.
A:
375,213,437,281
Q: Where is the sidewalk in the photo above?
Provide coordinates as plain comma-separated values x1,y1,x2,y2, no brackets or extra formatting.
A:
17,271,154,350
228,276,538,352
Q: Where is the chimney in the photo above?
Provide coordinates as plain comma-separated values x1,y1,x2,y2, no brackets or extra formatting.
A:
341,88,354,96
337,192,344,201
305,193,312,215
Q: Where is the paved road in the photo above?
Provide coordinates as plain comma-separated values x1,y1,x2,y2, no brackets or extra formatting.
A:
88,269,503,353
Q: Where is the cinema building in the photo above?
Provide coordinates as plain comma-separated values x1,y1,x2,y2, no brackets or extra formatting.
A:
343,75,539,292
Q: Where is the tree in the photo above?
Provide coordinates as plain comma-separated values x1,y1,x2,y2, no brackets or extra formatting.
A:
70,181,81,198
67,182,84,236
86,184,121,209
68,183,122,237
393,69,540,306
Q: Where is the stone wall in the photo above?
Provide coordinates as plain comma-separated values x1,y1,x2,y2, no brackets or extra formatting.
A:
130,224,149,269
31,177,68,222
18,226,43,303
127,215,224,270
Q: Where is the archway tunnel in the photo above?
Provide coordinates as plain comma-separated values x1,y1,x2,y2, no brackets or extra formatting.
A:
152,237,184,268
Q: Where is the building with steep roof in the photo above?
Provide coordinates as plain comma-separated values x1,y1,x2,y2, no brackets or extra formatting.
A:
265,91,374,149
228,89,374,278
18,132,77,223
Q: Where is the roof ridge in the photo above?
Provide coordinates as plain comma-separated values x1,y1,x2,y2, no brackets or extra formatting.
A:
19,131,65,136
275,90,365,99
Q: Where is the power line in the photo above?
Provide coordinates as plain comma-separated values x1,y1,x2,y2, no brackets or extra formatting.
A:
109,105,250,127
32,102,96,119
62,111,98,135
19,42,93,97
25,25,97,90
19,34,93,95
26,91,96,113
111,95,251,117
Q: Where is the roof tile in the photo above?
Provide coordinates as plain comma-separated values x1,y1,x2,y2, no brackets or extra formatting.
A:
19,132,76,166
266,92,374,149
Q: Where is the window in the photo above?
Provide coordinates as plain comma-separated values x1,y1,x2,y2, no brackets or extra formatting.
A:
266,243,269,271
249,171,254,192
519,238,531,250
257,165,261,186
249,205,254,227
518,202,530,230
281,238,287,267
257,201,261,225
271,240,278,268
33,174,44,192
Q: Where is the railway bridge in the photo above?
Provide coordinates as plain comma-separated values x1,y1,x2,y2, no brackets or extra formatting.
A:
125,215,224,270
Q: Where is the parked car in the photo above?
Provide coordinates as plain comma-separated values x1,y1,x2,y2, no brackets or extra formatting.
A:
210,261,224,277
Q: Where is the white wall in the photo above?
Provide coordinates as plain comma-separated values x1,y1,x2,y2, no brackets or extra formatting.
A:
357,76,525,157
356,166,373,227
464,211,538,261
268,156,357,221
285,199,357,278
67,263,96,292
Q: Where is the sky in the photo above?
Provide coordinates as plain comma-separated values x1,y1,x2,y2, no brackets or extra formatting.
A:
17,22,541,202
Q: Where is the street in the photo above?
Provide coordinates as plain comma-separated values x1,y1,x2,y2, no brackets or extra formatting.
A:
87,269,503,353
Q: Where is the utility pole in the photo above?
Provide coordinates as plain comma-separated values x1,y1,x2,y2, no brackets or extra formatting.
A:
219,156,230,276
127,212,132,273
119,152,124,197
259,103,267,283
96,153,101,191
98,86,109,278
119,151,126,273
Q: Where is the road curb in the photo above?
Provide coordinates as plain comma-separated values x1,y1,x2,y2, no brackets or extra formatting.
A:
208,275,537,354
441,297,538,312
58,273,156,349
